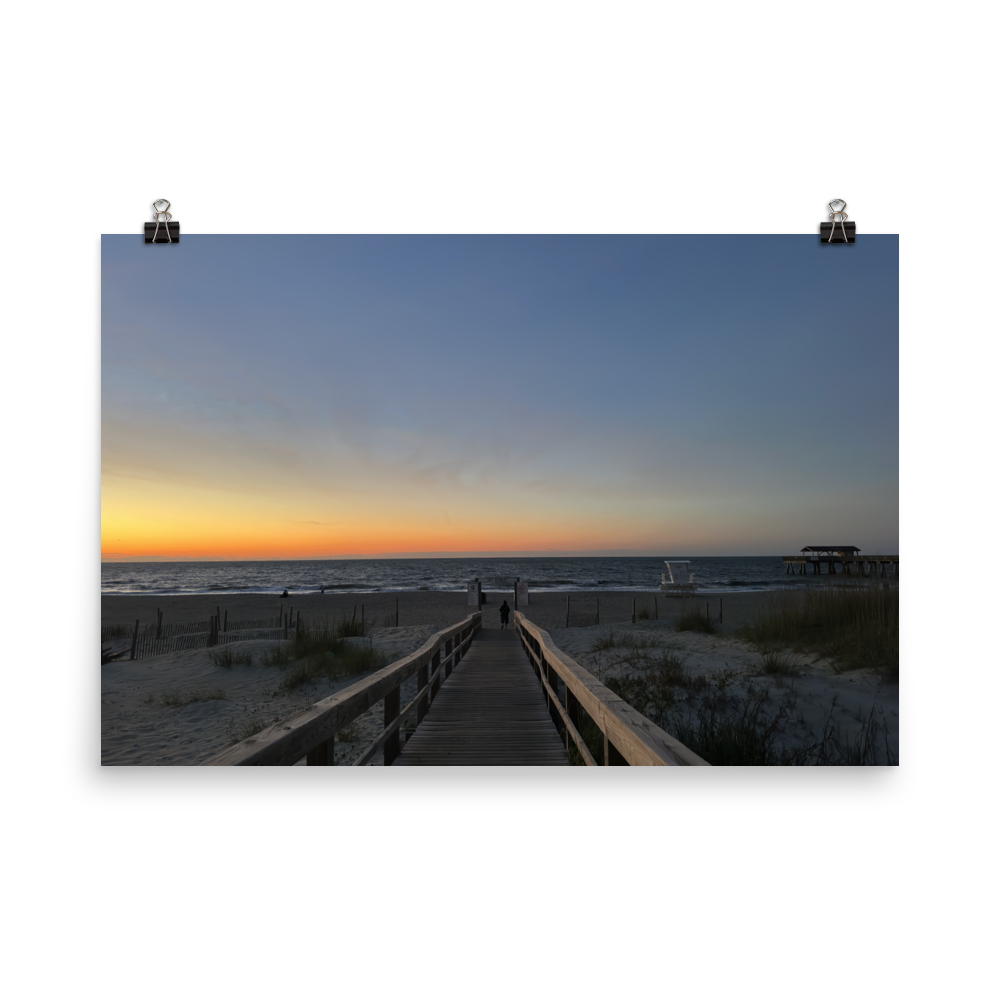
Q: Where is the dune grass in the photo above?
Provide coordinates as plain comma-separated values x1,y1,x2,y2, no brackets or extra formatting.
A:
226,709,276,744
208,646,253,668
752,647,802,678
337,722,362,742
589,627,661,654
675,609,716,634
272,619,392,690
155,687,228,707
569,648,895,766
739,583,898,678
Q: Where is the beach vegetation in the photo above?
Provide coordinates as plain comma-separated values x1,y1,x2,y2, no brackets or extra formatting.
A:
262,643,294,666
601,660,896,765
665,685,803,766
263,617,391,690
811,696,897,765
751,647,802,678
337,722,362,742
739,583,898,677
209,646,253,668
226,709,276,745
675,609,716,634
155,687,228,707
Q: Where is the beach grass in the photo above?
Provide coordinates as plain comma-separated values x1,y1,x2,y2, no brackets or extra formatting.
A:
208,646,253,668
666,686,795,765
265,616,392,690
226,709,275,744
597,662,895,765
605,656,897,765
589,628,660,654
739,583,898,677
752,647,802,678
337,722,362,742
675,609,716,633
263,643,295,666
155,687,228,707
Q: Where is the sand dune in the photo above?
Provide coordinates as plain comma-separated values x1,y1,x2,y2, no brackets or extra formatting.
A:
101,590,898,765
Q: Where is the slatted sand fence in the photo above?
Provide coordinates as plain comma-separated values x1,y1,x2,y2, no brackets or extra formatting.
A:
392,628,570,765
515,612,710,766
103,612,289,661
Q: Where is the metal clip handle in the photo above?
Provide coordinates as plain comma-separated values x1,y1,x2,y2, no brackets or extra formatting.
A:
151,199,172,243
827,199,848,243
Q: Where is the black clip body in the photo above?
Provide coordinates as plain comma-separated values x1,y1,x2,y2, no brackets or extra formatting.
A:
145,199,180,243
145,221,179,243
820,199,854,243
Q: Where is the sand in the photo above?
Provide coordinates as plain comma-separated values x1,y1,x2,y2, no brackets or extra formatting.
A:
548,621,898,764
101,589,899,765
102,588,768,634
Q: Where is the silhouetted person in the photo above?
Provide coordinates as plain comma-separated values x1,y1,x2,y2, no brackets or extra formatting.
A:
499,600,510,629
281,589,289,598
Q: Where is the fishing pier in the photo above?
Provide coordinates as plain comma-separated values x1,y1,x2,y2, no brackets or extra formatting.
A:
783,547,899,577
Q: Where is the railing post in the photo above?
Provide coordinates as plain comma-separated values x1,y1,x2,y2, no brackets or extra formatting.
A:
431,649,442,699
603,733,628,766
306,736,335,766
417,659,430,723
545,660,561,730
445,638,453,678
384,685,401,766
566,688,580,755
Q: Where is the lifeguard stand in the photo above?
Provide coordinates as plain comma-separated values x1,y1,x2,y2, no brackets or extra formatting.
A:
659,560,696,593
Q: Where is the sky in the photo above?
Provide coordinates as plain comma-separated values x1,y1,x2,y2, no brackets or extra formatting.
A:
101,235,898,560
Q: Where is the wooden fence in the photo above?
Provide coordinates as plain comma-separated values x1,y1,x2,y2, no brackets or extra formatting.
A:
515,612,709,766
563,594,660,627
102,598,405,663
202,612,482,766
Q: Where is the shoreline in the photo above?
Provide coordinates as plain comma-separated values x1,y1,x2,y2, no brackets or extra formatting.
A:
102,589,791,635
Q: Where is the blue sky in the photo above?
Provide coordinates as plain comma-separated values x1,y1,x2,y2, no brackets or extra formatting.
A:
102,235,898,557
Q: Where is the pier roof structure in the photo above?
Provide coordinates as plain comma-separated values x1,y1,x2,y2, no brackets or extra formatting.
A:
800,545,860,554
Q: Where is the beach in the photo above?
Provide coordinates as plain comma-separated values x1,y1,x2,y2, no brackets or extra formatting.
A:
101,588,773,634
101,588,898,765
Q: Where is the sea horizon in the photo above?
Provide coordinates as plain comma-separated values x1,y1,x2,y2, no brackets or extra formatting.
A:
100,555,894,598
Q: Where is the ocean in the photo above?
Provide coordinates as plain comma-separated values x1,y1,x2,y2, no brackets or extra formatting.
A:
101,556,812,597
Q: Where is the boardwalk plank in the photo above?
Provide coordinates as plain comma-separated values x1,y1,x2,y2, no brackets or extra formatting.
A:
394,629,569,766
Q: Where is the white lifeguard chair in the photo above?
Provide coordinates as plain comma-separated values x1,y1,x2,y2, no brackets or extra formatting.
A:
659,560,696,593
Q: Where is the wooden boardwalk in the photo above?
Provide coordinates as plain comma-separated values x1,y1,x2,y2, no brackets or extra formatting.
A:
393,628,569,766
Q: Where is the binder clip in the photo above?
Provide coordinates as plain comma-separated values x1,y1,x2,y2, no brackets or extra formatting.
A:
820,199,855,244
144,199,180,243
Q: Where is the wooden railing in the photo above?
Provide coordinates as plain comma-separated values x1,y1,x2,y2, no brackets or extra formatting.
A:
514,612,709,766
782,554,899,561
203,612,482,766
